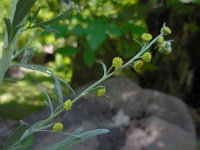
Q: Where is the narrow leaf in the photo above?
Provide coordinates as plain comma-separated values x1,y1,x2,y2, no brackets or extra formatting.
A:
41,87,54,115
4,18,12,42
3,123,28,150
29,7,41,27
98,62,107,77
53,75,64,104
30,10,72,28
40,129,109,150
12,0,37,27
57,77,76,98
12,63,75,99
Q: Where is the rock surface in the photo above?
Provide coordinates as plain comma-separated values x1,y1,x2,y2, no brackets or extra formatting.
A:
0,77,197,150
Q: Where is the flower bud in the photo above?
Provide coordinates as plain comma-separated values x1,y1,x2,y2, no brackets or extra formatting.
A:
162,26,172,35
112,57,123,69
133,60,144,73
164,47,172,55
53,122,64,133
96,87,106,96
142,52,152,63
64,99,73,111
141,33,152,42
157,36,164,45
158,41,172,55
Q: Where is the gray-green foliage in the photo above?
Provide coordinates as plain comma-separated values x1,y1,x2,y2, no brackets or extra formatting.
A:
0,0,109,149
0,0,171,149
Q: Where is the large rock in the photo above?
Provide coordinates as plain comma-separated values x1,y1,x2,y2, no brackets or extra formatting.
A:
0,77,197,150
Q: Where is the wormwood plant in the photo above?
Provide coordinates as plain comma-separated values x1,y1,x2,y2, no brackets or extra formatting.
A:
0,0,172,150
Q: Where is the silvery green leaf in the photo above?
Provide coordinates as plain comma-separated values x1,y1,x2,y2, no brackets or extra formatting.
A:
40,128,109,150
3,123,28,150
98,62,107,77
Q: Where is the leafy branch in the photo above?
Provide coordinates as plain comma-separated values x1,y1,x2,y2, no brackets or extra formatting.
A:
0,0,173,149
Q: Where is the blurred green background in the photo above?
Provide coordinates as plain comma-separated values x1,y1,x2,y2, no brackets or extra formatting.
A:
1,0,200,145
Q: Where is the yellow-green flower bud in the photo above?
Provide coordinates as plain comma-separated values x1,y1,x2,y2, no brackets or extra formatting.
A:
141,52,152,63
162,26,172,35
53,122,64,133
112,57,123,69
164,47,172,55
133,60,144,73
141,33,152,42
157,36,164,45
158,42,172,55
64,99,73,111
96,87,106,96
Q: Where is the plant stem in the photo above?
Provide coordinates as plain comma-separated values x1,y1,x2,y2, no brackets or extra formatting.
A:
11,33,163,149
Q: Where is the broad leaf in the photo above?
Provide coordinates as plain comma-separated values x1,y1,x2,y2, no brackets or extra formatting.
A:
83,50,95,67
106,24,121,37
86,22,107,50
56,47,79,56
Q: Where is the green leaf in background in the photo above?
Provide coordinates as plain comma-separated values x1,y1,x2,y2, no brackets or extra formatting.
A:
41,129,109,150
121,23,147,36
83,50,95,67
106,24,121,37
48,24,68,38
86,22,107,51
3,123,28,150
56,47,79,56
143,63,159,71
195,0,200,4
131,24,147,36
72,24,87,36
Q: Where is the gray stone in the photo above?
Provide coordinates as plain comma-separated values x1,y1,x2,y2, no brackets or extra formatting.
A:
0,77,197,150
122,117,196,150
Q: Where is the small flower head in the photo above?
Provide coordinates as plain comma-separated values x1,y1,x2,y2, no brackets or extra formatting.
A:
141,33,152,42
164,47,172,55
142,52,152,63
158,41,172,55
53,122,64,133
64,99,73,111
157,36,164,45
162,26,172,35
96,87,106,96
133,60,144,73
112,57,123,69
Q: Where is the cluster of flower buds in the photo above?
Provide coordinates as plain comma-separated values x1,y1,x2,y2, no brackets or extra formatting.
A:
157,26,172,55
133,51,152,73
